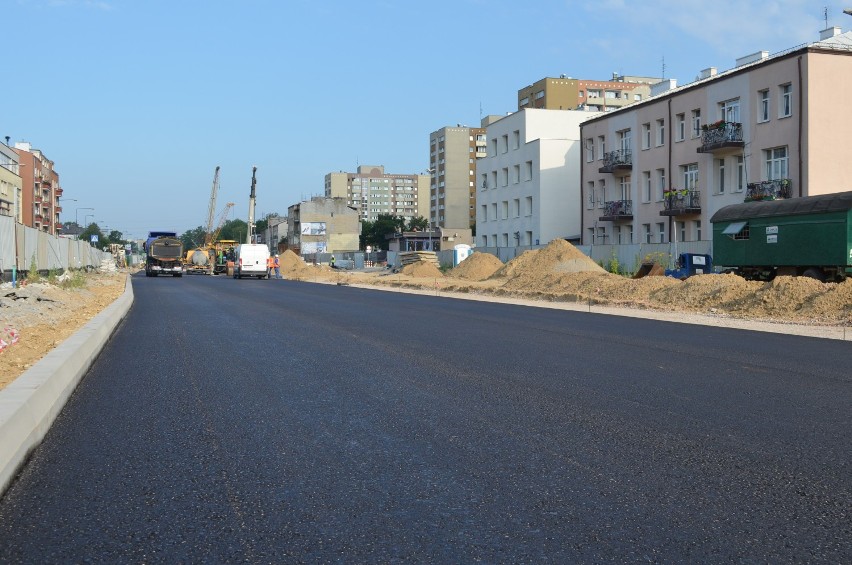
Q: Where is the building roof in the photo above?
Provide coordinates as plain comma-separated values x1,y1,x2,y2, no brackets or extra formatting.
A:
710,191,852,223
581,30,852,125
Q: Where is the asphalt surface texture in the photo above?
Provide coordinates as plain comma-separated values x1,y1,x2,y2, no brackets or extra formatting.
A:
0,272,850,563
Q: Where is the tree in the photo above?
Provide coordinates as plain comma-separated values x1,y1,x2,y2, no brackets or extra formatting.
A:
180,226,206,250
106,230,126,245
406,216,428,231
360,214,406,250
219,219,249,243
78,222,105,246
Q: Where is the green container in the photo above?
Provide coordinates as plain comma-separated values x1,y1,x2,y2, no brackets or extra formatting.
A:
710,191,852,280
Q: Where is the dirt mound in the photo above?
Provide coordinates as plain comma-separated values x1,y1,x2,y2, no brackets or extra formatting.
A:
401,261,444,278
449,252,504,281
493,239,605,282
278,250,308,273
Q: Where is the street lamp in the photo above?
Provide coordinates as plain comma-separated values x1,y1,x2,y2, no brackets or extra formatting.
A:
75,207,94,232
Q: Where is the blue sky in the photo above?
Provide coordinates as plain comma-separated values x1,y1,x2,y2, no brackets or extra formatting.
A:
4,0,848,239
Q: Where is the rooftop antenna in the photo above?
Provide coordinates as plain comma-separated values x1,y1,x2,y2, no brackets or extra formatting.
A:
824,6,828,28
662,55,666,79
479,101,483,120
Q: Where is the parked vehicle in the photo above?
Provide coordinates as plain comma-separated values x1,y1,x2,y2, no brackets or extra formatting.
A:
143,231,183,277
665,253,713,280
233,243,270,279
710,191,852,282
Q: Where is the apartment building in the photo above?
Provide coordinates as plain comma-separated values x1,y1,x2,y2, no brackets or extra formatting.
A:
580,27,852,248
0,142,22,221
476,108,600,248
286,196,360,255
13,142,62,235
428,125,486,231
518,75,661,113
324,165,430,223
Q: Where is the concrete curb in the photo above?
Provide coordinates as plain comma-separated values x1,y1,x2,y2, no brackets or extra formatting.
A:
0,274,134,497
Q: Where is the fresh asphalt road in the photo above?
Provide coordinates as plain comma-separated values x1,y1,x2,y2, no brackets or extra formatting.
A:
0,273,850,563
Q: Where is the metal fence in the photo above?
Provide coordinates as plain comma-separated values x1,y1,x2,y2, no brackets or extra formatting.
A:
0,215,112,281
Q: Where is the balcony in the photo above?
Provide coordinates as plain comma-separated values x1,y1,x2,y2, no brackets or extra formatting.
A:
697,121,744,154
598,149,632,176
599,199,633,221
745,179,793,202
55,187,63,195
660,190,701,216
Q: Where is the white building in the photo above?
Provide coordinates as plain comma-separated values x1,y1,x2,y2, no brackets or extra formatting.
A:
475,108,600,248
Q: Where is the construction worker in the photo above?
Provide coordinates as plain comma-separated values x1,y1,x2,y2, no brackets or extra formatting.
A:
266,255,275,278
273,254,281,279
330,255,336,269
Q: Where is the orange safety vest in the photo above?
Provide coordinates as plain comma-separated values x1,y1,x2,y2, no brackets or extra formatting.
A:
266,257,275,269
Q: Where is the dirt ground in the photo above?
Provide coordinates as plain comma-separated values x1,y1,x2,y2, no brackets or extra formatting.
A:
1,242,850,391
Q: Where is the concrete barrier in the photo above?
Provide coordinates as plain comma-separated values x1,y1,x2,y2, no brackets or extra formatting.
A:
0,274,134,496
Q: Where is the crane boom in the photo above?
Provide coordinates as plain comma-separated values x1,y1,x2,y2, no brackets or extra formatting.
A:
211,202,234,244
204,166,220,247
247,166,257,244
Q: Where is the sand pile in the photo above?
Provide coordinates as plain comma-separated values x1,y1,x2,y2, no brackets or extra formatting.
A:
449,253,504,281
278,250,308,273
493,239,605,282
401,261,444,278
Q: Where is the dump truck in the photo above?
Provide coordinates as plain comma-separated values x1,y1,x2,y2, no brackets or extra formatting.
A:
144,231,184,277
710,191,852,282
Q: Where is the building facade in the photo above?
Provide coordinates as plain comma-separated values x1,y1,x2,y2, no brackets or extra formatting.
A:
580,27,852,248
324,165,429,223
13,142,62,235
286,196,360,255
428,125,486,231
0,142,22,221
518,75,661,113
476,108,600,248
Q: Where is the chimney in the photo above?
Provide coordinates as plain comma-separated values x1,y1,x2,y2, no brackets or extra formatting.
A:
819,26,841,40
736,51,769,67
698,67,717,80
650,79,677,97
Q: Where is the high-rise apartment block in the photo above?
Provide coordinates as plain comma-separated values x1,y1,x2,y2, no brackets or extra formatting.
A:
518,75,661,113
428,126,486,230
324,165,429,223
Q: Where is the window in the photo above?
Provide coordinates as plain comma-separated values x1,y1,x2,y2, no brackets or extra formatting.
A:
657,222,666,243
512,130,520,149
597,180,606,207
501,233,509,247
634,93,642,101
642,171,651,202
587,89,601,98
643,223,652,243
641,123,651,150
491,203,497,220
682,163,699,190
501,201,508,220
587,182,595,209
535,90,544,100
480,204,487,222
736,156,745,192
618,129,631,154
716,158,725,194
525,161,533,181
501,167,508,186
588,227,596,244
676,113,686,141
585,138,594,162
524,196,533,216
765,147,788,180
758,89,770,122
490,138,497,156
695,220,702,241
780,84,792,117
598,136,606,159
656,119,665,146
723,221,750,240
691,109,701,137
520,96,529,107
480,173,488,191
513,198,520,217
719,98,740,123
491,171,497,189
656,169,666,201
677,221,686,243
512,164,520,184
619,176,631,200
501,135,508,153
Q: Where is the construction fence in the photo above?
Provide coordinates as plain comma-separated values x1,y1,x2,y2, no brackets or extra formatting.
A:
0,215,112,281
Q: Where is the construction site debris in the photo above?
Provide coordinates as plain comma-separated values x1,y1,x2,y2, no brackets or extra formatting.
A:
449,252,504,281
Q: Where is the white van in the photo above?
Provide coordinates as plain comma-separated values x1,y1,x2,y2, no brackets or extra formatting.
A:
234,244,270,279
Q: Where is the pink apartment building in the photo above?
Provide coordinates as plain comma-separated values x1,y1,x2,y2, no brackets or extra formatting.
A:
580,27,852,247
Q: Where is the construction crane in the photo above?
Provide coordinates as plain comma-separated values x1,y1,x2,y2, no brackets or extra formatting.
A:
209,202,235,275
211,202,235,243
204,166,221,248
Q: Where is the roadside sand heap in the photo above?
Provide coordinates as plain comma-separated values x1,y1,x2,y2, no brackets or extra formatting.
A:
493,239,606,281
401,261,444,278
278,250,312,279
449,252,504,281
